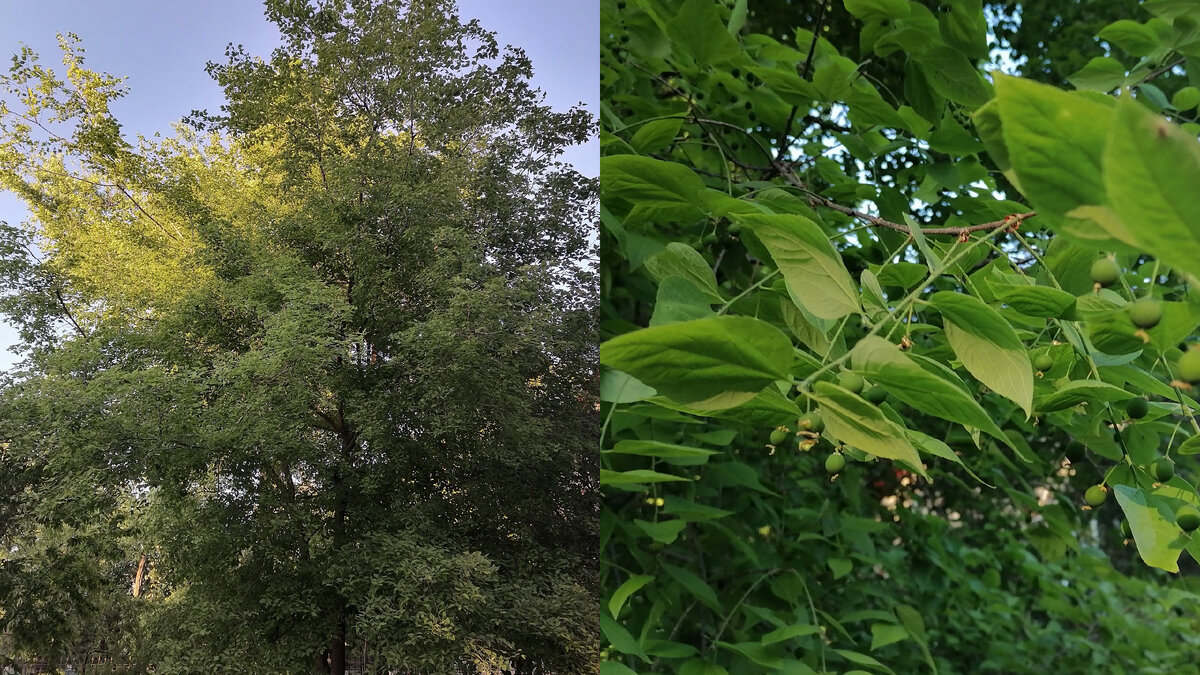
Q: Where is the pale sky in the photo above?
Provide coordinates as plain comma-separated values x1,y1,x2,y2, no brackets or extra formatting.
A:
0,0,598,370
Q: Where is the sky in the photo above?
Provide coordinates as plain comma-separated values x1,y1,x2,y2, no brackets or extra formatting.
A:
0,0,599,370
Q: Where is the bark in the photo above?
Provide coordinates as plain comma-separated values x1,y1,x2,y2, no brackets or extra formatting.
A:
132,553,147,598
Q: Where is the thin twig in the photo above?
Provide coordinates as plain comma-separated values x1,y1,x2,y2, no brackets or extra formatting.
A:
1137,56,1186,85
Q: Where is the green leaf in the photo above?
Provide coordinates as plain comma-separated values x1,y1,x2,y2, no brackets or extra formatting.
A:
629,117,684,154
1034,380,1137,413
666,0,742,65
761,624,821,645
644,243,723,303
600,155,706,221
1066,56,1126,92
600,614,651,663
600,469,692,486
634,518,687,544
829,557,853,579
811,381,926,475
929,292,1033,416
907,428,993,484
678,661,728,675
714,641,784,669
601,316,794,408
600,369,657,403
1098,19,1161,56
849,336,1012,447
993,76,1126,246
1113,484,1187,573
608,574,654,619
662,563,722,612
732,213,861,319
870,623,909,651
833,648,898,675
708,461,781,497
606,440,719,461
663,498,735,520
1104,98,1200,281
600,662,640,675
843,0,912,22
650,276,718,326
914,46,992,108
994,285,1078,319
1177,435,1200,455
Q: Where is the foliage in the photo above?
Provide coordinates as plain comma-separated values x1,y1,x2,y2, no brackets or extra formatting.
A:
0,1,597,673
601,0,1200,673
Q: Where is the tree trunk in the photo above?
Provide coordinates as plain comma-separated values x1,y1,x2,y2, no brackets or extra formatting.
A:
329,616,346,675
132,553,147,597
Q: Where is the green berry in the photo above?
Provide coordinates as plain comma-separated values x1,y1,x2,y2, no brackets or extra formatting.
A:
1121,519,1132,538
1152,457,1176,483
1090,258,1121,286
1034,354,1054,372
825,452,846,474
799,411,824,433
1065,441,1086,463
864,386,887,404
1179,348,1200,383
769,428,788,445
837,371,865,394
1126,397,1149,420
1178,505,1200,532
1085,484,1108,507
1129,299,1163,329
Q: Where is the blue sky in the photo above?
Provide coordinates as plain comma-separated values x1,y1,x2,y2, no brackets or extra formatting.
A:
0,0,598,369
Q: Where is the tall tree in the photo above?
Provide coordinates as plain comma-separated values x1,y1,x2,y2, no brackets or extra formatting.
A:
0,1,598,673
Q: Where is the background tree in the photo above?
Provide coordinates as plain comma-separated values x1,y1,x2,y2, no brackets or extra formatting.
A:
0,1,597,673
601,0,1200,673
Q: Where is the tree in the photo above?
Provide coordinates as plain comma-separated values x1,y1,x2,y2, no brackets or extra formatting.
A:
601,0,1200,672
0,1,598,673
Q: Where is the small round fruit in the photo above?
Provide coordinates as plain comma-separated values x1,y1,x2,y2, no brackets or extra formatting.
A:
1179,348,1200,383
1034,354,1054,372
1129,299,1163,329
864,386,887,404
1065,441,1086,463
1090,258,1121,286
825,452,846,474
1085,484,1108,507
769,428,788,445
1152,457,1176,482
1126,397,1149,420
837,372,865,394
799,411,824,433
1120,519,1132,538
1178,505,1200,532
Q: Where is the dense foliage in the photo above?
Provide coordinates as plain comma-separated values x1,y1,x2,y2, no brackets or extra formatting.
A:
0,1,597,673
600,0,1200,673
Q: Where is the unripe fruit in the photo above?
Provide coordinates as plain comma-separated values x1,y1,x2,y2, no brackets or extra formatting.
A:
1129,299,1163,329
1090,258,1121,286
1126,397,1149,420
837,371,865,394
1121,519,1132,538
769,428,788,445
1034,354,1054,372
799,411,824,433
864,386,887,404
825,452,846,474
1152,457,1175,482
1179,348,1200,383
1178,505,1200,532
1065,441,1086,463
1085,484,1108,507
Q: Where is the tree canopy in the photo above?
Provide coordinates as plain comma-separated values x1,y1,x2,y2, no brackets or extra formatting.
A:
0,1,598,673
601,0,1200,673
